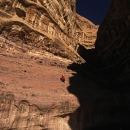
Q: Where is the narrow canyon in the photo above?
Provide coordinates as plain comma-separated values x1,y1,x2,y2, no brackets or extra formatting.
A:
0,0,130,130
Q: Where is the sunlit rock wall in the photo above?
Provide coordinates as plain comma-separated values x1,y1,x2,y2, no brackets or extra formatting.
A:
76,14,98,49
0,0,98,63
0,91,79,130
1,86,130,130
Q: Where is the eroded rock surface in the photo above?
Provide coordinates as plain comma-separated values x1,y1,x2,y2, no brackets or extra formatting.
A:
0,51,80,130
76,14,98,49
0,1,99,128
0,0,98,63
0,92,77,130
0,51,130,130
1,0,130,130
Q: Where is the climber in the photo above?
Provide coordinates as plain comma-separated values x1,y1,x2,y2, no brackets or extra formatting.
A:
60,74,66,83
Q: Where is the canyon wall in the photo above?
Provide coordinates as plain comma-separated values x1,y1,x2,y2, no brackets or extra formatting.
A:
1,87,130,130
67,0,130,129
0,0,98,63
2,0,130,130
0,91,79,130
76,14,98,49
79,0,130,83
90,1,130,96
0,1,100,129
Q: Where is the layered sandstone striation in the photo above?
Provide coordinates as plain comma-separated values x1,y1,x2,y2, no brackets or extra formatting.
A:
76,14,98,49
0,51,130,130
0,1,99,129
0,0,98,63
0,50,80,130
2,0,129,130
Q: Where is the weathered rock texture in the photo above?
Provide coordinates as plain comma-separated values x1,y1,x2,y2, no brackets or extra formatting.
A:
2,0,130,130
0,0,98,63
0,51,80,130
0,92,77,130
76,14,98,49
0,51,130,130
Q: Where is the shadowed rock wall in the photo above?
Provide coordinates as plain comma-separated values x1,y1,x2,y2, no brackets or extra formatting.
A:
79,0,130,83
2,0,130,130
67,0,130,129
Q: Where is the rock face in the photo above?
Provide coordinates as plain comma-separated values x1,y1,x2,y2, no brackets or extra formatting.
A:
0,51,80,130
67,0,130,129
76,14,98,49
0,51,130,130
81,0,130,84
93,0,130,94
0,92,77,130
0,0,98,63
2,0,130,130
0,1,99,129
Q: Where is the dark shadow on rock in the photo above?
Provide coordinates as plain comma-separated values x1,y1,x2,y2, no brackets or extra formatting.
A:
67,62,130,130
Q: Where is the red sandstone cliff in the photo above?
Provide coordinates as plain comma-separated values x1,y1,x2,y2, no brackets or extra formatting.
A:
0,0,99,129
1,0,130,130
0,0,98,64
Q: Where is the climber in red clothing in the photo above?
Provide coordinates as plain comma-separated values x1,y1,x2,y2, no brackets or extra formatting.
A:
60,74,66,83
